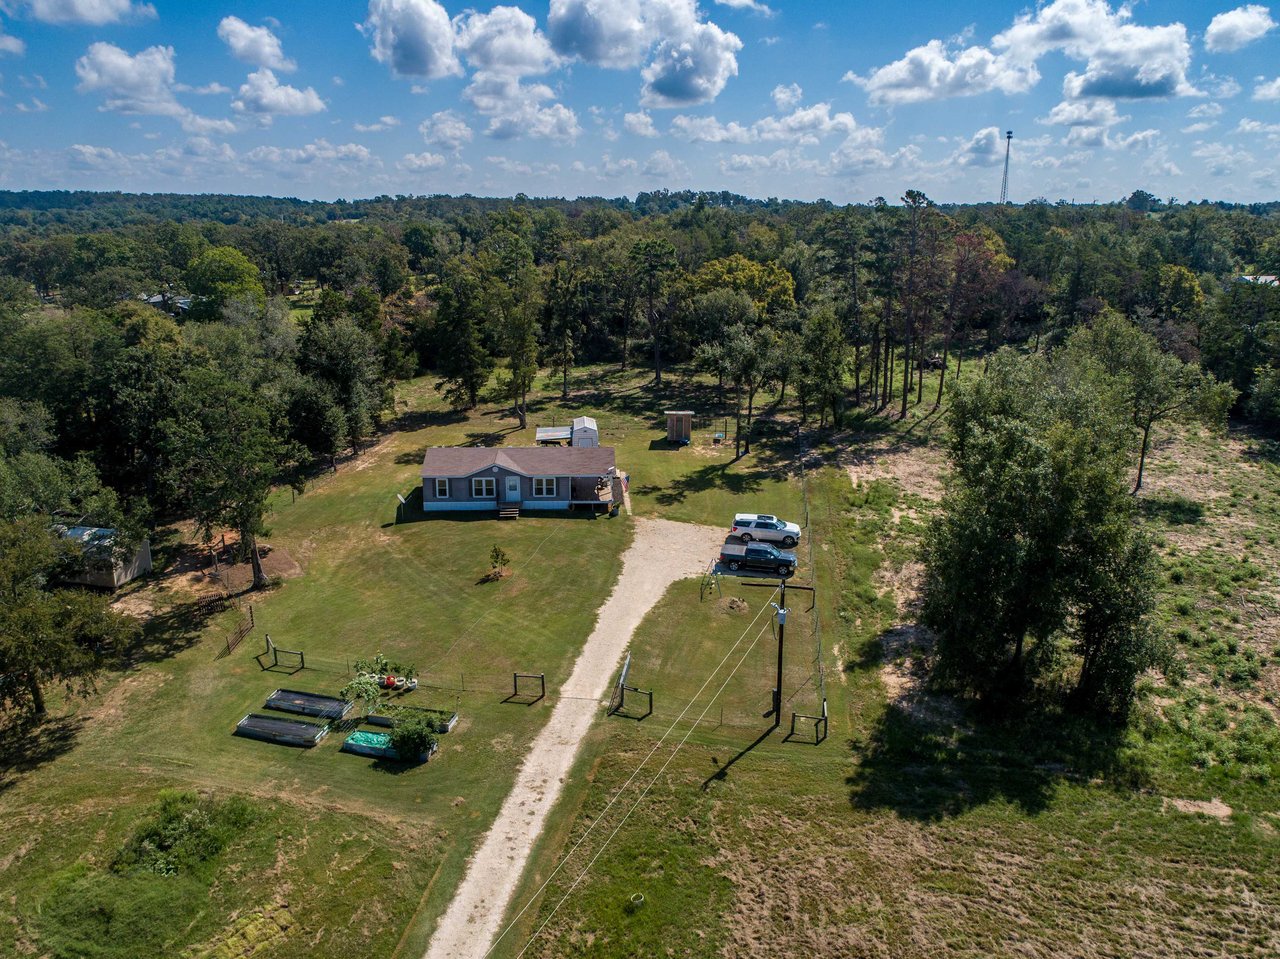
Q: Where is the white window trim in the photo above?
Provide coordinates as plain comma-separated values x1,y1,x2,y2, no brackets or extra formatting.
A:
435,478,449,499
471,477,496,498
532,477,556,498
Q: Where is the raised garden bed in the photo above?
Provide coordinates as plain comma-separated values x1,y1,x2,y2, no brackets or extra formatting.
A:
339,729,436,763
234,713,328,747
367,706,458,734
265,688,353,720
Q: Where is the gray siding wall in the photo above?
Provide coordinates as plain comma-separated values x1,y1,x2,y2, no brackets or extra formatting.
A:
423,469,576,505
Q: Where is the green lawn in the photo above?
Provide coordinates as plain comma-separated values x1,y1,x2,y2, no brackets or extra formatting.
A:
498,432,1280,958
0,362,813,959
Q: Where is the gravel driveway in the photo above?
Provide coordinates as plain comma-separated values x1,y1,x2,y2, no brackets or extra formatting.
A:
423,517,725,959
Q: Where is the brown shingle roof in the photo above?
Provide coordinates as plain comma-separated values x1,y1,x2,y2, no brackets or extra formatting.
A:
420,445,616,479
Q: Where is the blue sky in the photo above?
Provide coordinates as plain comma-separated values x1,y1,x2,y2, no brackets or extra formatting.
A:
0,0,1278,203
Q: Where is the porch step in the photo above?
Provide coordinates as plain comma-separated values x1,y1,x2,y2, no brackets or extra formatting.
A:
498,506,521,520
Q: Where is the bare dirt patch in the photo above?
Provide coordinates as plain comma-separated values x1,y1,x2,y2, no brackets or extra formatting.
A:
877,559,923,620
842,437,947,502
878,624,961,726
217,546,304,592
1164,797,1233,820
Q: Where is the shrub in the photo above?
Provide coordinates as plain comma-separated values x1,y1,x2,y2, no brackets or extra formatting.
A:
389,714,438,761
352,652,417,681
112,790,254,879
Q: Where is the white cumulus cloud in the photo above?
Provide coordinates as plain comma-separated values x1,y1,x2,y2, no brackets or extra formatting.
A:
455,5,560,77
1193,141,1253,175
0,29,24,57
1039,98,1127,127
75,41,234,134
419,109,473,151
624,110,659,136
547,0,652,69
463,73,581,143
1237,117,1280,134
232,68,325,117
217,17,296,72
355,115,401,132
852,0,1195,105
642,148,688,178
953,126,1007,167
362,0,462,79
771,82,801,110
670,113,753,142
399,151,446,170
13,0,154,25
714,0,772,13
246,138,376,166
641,18,742,106
754,102,858,144
1205,5,1276,53
549,0,743,107
847,39,1037,106
1254,76,1280,100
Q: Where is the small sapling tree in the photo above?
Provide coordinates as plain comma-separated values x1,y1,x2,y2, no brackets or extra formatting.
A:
340,674,383,717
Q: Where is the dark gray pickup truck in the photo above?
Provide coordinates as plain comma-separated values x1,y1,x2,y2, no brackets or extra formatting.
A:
719,541,797,577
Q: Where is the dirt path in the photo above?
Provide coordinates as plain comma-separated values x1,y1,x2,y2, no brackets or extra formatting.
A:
422,517,724,959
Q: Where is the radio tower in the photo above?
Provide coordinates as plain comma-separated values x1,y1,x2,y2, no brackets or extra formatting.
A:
999,130,1013,204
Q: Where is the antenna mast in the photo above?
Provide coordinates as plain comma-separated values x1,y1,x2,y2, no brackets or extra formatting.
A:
999,130,1013,204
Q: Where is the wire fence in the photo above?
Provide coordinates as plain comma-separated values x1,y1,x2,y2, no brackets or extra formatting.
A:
795,428,828,719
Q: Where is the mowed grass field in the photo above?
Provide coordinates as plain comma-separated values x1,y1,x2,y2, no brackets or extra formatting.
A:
499,415,1280,958
0,363,798,959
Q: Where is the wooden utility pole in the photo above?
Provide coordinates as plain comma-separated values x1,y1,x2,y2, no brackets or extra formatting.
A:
743,580,816,729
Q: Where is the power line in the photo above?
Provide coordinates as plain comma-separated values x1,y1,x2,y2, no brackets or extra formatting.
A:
514,615,776,959
483,587,779,958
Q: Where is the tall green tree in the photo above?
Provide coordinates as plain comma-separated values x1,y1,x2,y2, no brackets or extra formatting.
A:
185,246,265,321
0,517,138,717
921,348,1158,716
629,237,679,386
719,323,775,456
800,307,848,428
478,230,540,428
433,263,494,410
298,313,386,455
161,369,301,590
1063,312,1235,492
542,258,588,400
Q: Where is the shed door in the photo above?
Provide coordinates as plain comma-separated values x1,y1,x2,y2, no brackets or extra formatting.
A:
505,476,521,502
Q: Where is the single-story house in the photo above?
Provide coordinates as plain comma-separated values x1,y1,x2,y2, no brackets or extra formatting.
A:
535,415,600,447
420,446,618,513
1237,275,1279,286
57,526,153,589
141,293,192,316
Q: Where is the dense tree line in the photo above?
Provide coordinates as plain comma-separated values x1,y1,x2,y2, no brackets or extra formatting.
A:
1,186,1279,721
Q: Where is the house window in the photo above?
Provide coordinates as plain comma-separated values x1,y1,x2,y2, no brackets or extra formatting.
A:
435,478,449,499
533,477,556,498
471,477,496,498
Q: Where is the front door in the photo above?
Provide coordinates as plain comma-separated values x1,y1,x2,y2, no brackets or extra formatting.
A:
504,476,521,502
